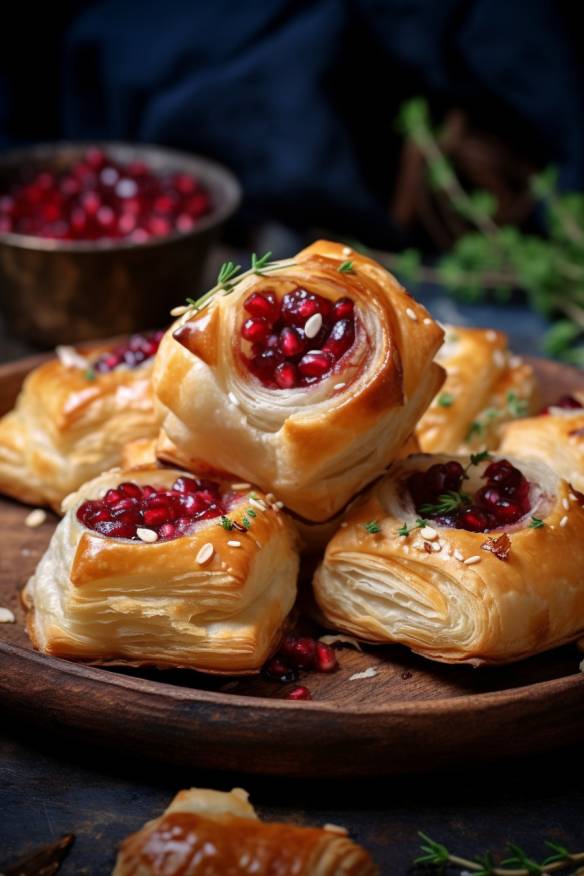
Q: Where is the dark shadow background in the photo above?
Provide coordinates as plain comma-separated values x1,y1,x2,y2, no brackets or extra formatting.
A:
2,0,584,248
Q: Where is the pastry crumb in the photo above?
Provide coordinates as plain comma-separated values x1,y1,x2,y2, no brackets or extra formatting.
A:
25,509,47,528
349,666,378,681
0,607,16,623
406,307,418,322
170,304,189,316
320,634,362,651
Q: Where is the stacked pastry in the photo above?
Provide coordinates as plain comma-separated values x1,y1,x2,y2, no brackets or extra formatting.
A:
6,239,584,671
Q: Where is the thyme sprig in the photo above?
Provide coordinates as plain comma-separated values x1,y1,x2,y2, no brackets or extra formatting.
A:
419,490,471,516
414,832,584,875
363,520,382,534
338,260,354,273
397,518,429,537
175,253,298,317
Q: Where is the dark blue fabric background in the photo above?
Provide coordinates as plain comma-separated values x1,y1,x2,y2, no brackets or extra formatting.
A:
1,0,583,243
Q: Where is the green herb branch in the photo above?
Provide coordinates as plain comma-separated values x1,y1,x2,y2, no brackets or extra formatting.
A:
382,97,584,365
415,832,584,875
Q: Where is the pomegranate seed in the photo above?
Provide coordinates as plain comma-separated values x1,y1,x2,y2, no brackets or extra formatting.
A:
274,361,299,389
243,292,279,321
279,635,317,669
298,351,334,378
92,330,163,374
278,326,305,357
241,317,270,344
118,482,142,499
173,476,202,494
314,642,338,672
264,657,298,683
93,519,137,539
103,489,123,506
286,686,312,701
457,507,491,532
334,297,354,319
322,319,355,359
541,394,583,414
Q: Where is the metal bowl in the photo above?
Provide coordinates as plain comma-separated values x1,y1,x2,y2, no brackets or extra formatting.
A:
0,141,241,346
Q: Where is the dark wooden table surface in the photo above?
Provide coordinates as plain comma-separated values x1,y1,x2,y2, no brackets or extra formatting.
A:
1,257,582,873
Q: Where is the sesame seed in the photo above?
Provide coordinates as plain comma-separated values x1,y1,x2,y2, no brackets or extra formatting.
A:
56,345,89,369
25,509,47,529
423,317,432,325
560,515,568,528
420,526,438,541
431,541,442,552
170,304,189,316
265,492,276,503
464,555,481,565
334,382,346,390
492,350,506,368
273,500,284,509
0,607,15,623
228,391,240,407
231,482,251,490
196,543,214,565
406,307,418,322
454,551,465,563
562,498,570,510
249,497,267,511
342,246,352,256
136,527,158,543
486,330,497,342
227,540,242,548
304,313,323,338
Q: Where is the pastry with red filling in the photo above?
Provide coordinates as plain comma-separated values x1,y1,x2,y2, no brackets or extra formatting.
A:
313,453,584,664
153,240,444,524
0,331,164,510
23,465,298,673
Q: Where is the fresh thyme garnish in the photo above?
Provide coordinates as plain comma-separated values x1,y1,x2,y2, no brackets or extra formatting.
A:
506,390,529,417
247,508,257,518
251,251,272,275
242,514,251,528
397,519,428,537
338,260,354,273
84,368,96,381
419,491,471,516
466,420,484,441
219,516,234,531
414,832,584,875
437,392,455,407
529,516,545,529
217,260,241,292
469,450,492,467
363,520,381,534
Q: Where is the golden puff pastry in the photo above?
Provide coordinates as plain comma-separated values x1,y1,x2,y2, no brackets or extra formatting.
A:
313,453,584,664
500,394,584,493
0,332,164,511
24,465,298,673
113,787,377,876
153,239,444,523
416,325,538,454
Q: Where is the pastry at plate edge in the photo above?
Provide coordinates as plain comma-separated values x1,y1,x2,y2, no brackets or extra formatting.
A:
313,453,584,665
153,239,444,522
112,787,377,876
23,464,298,674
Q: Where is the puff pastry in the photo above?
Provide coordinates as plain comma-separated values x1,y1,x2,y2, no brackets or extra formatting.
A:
153,240,444,523
500,394,584,493
24,464,298,673
313,453,584,664
416,326,538,454
0,332,164,511
112,787,377,876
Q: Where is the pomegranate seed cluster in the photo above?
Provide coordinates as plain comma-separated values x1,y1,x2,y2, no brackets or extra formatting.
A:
0,148,211,242
92,329,164,374
76,477,227,541
541,394,584,415
241,287,356,388
263,633,338,697
407,458,532,532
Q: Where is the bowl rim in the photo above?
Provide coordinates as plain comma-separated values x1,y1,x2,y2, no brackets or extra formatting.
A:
0,139,242,253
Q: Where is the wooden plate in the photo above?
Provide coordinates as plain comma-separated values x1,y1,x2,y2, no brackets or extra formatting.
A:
1,354,583,778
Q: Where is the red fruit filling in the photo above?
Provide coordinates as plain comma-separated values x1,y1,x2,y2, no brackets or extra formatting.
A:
241,288,356,388
76,476,228,541
0,148,212,242
540,395,584,415
93,329,164,373
407,458,532,532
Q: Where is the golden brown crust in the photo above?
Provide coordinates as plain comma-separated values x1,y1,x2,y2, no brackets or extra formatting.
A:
112,788,378,876
500,410,584,494
153,240,444,522
417,326,539,454
313,453,584,664
24,466,299,674
0,344,162,510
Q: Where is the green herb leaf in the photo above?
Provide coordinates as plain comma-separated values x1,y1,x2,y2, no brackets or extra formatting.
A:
397,522,410,537
466,421,484,442
84,368,96,381
529,516,545,529
507,391,529,418
414,832,450,867
251,251,272,275
437,392,455,407
338,260,354,274
470,450,492,467
217,260,241,292
219,516,234,531
363,520,381,534
419,491,471,516
247,508,257,518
